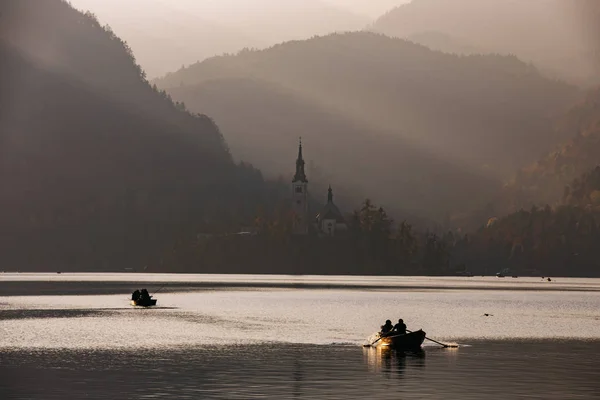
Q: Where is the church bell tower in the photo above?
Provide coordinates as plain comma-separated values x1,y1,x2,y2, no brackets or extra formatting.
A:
292,138,309,235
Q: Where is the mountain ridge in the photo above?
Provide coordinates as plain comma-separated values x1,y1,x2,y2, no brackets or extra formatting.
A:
495,88,600,214
156,31,579,222
0,0,279,270
371,0,600,86
69,0,370,78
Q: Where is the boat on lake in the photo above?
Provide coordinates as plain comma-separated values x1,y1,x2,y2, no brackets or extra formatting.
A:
376,330,426,350
131,289,157,307
130,298,157,307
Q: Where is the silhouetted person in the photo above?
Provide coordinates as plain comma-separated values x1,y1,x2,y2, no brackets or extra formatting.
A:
140,289,151,301
131,290,141,301
381,320,393,334
393,319,407,334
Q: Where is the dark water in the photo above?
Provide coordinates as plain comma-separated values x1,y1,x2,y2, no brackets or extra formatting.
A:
2,341,600,399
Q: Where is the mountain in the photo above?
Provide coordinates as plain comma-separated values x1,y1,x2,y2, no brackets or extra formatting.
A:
69,0,369,78
563,166,600,209
498,88,600,212
456,202,600,277
155,32,578,221
0,0,279,271
406,31,481,56
459,164,600,277
371,0,600,86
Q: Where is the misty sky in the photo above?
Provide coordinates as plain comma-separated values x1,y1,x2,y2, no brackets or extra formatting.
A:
68,0,411,77
70,0,411,19
322,0,412,17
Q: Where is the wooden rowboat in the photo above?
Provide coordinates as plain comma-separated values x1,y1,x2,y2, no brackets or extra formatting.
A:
130,298,157,307
377,330,426,349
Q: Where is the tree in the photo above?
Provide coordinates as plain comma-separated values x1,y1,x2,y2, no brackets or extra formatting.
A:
394,221,418,270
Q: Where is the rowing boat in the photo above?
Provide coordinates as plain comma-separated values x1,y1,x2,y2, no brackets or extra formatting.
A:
130,298,157,307
376,330,426,349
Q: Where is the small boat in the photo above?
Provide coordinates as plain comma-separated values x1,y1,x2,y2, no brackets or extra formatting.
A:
377,330,426,350
130,298,157,307
131,288,157,307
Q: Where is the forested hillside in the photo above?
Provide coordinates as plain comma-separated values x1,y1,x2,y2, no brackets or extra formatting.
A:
563,167,600,209
453,204,600,277
497,89,600,213
0,0,282,271
156,32,577,221
458,164,600,276
371,0,600,86
406,31,481,55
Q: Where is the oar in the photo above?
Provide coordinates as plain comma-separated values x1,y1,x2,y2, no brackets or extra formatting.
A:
407,329,458,348
151,285,167,296
363,332,404,347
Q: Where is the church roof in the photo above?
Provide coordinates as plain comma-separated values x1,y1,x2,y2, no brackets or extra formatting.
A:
319,203,345,223
317,186,345,223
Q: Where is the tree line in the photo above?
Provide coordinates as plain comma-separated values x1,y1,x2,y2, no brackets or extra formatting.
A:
161,177,600,277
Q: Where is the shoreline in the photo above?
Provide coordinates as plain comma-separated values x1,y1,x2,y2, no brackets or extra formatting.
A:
2,274,600,296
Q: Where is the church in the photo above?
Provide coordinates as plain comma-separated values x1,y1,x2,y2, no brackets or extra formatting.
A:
291,139,347,236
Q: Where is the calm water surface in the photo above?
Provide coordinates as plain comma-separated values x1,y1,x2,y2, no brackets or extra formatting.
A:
1,274,600,399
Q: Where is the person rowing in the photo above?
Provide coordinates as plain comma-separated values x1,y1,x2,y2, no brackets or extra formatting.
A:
380,320,394,334
140,288,151,302
131,289,141,301
393,319,407,335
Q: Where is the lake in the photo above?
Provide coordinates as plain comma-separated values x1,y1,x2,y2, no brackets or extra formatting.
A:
1,274,600,399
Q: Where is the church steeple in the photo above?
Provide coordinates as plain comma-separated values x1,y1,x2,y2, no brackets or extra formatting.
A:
327,185,333,203
293,137,308,183
291,138,309,235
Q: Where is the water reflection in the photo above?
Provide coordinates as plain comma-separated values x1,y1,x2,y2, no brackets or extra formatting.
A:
293,356,303,398
3,342,600,399
363,346,425,379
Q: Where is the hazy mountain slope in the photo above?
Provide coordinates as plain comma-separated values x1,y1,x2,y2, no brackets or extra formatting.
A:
157,33,577,173
371,0,600,86
459,201,600,277
498,89,600,212
69,0,369,78
156,32,577,220
406,31,481,55
563,166,600,209
0,0,276,270
167,78,498,220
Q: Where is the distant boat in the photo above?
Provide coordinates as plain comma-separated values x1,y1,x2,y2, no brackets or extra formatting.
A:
376,330,426,350
131,289,157,307
131,298,157,307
